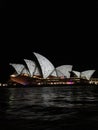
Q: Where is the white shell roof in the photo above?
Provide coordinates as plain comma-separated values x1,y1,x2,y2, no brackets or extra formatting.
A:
33,52,56,79
24,59,36,77
21,67,30,75
56,65,73,78
72,70,95,80
10,63,25,75
33,66,41,76
72,70,81,78
50,69,57,77
81,70,95,80
56,69,65,77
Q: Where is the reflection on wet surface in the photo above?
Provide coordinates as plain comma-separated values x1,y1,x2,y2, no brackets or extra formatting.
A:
0,86,98,129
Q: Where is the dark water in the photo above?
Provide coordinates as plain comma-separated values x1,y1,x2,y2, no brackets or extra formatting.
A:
0,86,98,130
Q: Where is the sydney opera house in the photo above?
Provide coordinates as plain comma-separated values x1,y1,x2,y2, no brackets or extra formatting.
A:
7,52,97,87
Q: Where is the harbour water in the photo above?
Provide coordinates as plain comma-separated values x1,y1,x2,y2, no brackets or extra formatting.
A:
0,86,98,129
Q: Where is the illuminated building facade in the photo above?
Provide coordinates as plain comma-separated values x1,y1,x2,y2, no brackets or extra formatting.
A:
9,52,96,86
72,70,95,80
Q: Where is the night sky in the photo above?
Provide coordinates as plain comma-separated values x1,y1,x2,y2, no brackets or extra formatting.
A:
0,0,6,8
0,2,98,82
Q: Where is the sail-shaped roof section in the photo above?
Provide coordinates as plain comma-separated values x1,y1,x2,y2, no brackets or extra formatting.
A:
56,69,65,77
72,70,81,78
50,69,57,77
24,59,36,77
33,66,41,76
81,70,96,80
9,63,25,75
56,65,73,78
21,67,30,75
33,52,56,79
